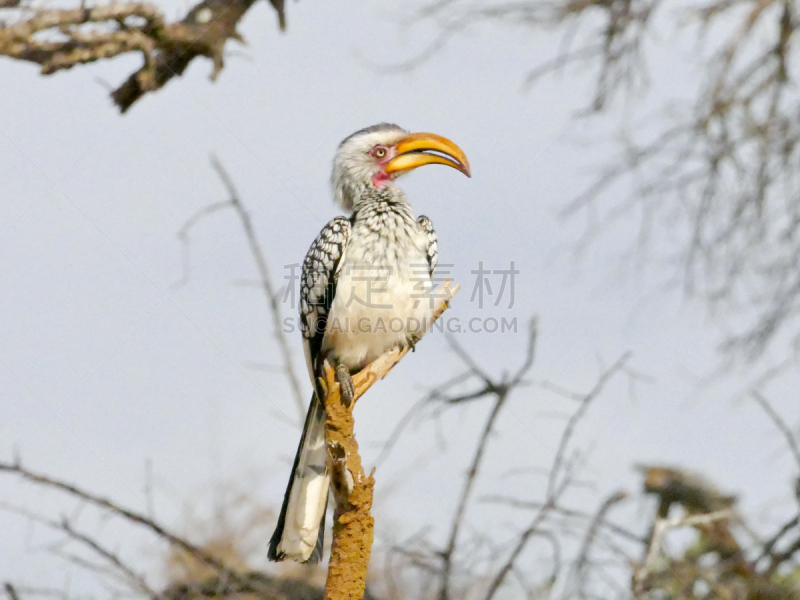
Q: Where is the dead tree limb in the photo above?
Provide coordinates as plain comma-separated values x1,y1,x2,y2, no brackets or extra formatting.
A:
322,281,460,600
0,0,286,112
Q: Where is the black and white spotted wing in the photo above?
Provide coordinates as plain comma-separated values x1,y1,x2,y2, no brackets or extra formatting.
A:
300,216,352,380
417,215,438,278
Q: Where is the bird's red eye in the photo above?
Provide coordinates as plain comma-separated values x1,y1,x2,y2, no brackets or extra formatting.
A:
373,147,387,158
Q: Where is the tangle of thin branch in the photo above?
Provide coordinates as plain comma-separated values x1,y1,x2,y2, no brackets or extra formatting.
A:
422,0,800,362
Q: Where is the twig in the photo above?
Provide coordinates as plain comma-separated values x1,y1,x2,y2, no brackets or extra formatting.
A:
483,476,572,600
569,491,629,598
161,570,335,600
756,513,800,566
484,354,629,600
420,0,800,362
438,320,538,600
766,532,800,575
2,586,68,600
439,392,509,600
61,519,158,598
0,501,157,598
481,495,643,544
752,391,800,471
210,157,306,423
547,353,631,499
0,460,229,575
373,394,433,467
4,584,20,600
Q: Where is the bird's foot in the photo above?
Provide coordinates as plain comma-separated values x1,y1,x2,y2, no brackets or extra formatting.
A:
336,363,355,407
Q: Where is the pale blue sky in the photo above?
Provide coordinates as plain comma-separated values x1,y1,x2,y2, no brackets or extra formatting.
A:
1,1,797,597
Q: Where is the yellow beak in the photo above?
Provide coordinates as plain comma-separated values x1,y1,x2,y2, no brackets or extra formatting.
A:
385,132,471,178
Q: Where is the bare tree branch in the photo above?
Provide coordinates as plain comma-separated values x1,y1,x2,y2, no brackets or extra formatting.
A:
0,0,286,112
178,159,307,423
4,584,21,600
547,353,631,499
569,490,628,598
483,476,571,600
0,459,229,575
438,320,538,600
212,157,307,423
756,513,800,568
483,353,630,600
418,0,660,111
753,390,800,471
481,495,644,545
418,0,800,363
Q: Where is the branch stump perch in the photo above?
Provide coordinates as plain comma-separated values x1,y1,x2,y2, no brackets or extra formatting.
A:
320,281,460,600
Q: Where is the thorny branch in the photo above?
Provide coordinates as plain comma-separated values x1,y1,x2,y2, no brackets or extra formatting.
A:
0,0,287,112
178,158,306,423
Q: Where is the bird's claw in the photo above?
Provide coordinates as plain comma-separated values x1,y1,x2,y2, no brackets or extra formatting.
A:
336,363,355,407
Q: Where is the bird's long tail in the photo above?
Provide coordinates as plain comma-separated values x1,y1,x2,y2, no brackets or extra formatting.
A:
268,393,329,563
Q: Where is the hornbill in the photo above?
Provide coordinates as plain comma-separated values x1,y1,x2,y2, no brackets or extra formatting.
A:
268,123,471,563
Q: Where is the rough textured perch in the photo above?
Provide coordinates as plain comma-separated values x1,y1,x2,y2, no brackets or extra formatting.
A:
320,281,459,600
